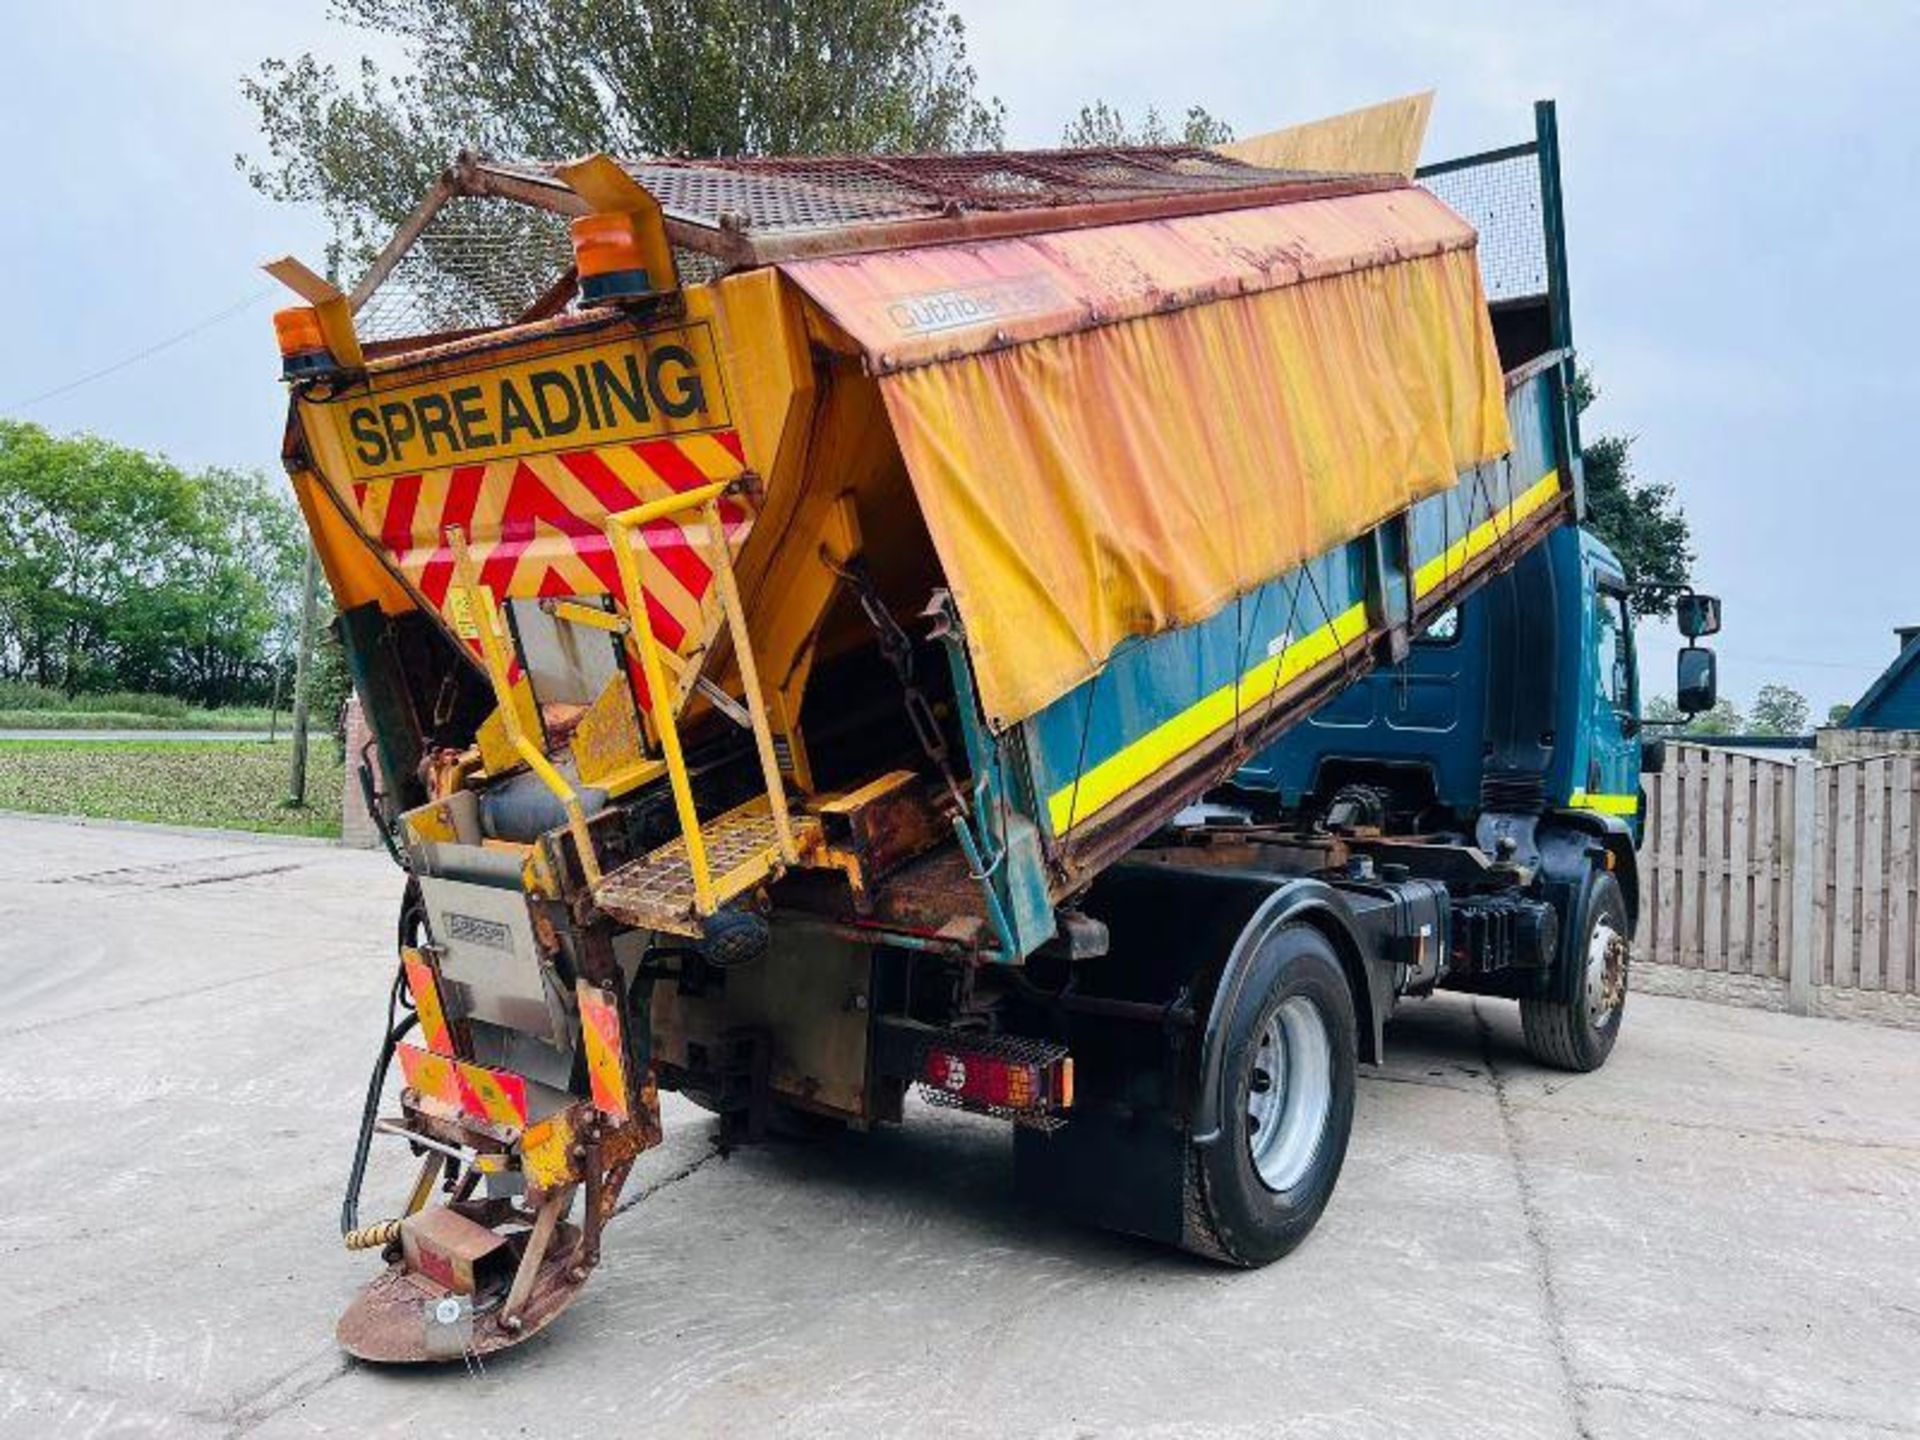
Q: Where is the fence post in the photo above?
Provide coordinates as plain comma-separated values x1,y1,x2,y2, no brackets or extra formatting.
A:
1788,755,1818,1015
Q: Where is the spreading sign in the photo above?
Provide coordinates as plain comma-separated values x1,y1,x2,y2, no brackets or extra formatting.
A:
316,324,732,481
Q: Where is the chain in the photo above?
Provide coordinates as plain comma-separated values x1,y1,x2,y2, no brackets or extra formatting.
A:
822,553,969,814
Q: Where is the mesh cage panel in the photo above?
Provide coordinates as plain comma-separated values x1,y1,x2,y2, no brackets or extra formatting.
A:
355,196,575,343
478,147,1353,241
354,146,1388,343
1421,151,1547,304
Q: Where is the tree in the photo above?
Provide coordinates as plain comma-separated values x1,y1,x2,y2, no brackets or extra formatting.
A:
1749,683,1810,738
1573,373,1693,618
1643,693,1744,737
240,0,1005,283
1062,101,1234,148
0,421,301,706
1682,698,1744,737
1642,694,1683,726
1827,702,1853,726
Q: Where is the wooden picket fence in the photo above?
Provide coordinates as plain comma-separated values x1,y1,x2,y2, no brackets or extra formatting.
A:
1637,742,1920,1010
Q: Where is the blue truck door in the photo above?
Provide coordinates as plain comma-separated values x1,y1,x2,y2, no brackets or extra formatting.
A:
1580,556,1643,835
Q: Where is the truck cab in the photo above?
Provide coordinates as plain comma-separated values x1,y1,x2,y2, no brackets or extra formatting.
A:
1234,525,1650,847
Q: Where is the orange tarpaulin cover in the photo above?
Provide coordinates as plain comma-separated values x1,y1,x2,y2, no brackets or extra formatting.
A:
1214,91,1435,180
781,186,1510,729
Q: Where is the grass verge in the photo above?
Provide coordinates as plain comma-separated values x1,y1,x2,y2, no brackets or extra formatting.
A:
0,708,279,732
0,738,343,838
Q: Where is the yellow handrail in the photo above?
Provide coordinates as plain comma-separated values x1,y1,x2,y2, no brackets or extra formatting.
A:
603,478,799,914
447,530,604,888
606,511,714,912
697,495,799,866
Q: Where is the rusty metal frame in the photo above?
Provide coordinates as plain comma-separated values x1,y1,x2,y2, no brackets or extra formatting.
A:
457,154,1401,267
346,146,1408,346
350,174,456,313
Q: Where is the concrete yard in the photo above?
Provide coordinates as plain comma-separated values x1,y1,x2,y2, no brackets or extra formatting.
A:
2,813,1916,1439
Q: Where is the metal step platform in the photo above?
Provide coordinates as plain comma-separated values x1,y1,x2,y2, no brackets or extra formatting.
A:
596,796,817,936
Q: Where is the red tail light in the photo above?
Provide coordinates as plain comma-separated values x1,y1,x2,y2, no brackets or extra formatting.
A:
921,1045,1073,1114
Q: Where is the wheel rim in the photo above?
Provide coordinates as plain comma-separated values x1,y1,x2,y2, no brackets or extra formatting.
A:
1584,917,1628,1028
1245,995,1334,1192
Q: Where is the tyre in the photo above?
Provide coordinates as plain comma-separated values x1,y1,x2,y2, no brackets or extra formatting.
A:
1520,871,1629,1072
1183,924,1357,1267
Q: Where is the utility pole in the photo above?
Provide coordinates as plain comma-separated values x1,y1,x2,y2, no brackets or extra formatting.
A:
266,638,286,744
288,541,320,807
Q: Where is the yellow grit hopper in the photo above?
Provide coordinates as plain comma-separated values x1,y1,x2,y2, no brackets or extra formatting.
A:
279,239,920,893
267,155,975,1361
288,261,831,736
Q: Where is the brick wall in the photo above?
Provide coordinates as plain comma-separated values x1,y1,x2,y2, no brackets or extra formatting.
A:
340,695,385,849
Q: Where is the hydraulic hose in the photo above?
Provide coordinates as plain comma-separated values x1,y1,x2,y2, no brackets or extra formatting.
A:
339,963,418,1241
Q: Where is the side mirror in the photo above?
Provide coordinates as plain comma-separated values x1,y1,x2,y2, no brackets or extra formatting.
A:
1641,736,1666,774
1676,593,1722,639
1677,646,1717,715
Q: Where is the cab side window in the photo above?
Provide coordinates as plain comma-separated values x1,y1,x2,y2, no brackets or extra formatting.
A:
1595,588,1632,713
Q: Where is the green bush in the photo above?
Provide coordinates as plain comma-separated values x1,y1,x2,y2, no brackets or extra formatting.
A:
0,681,191,717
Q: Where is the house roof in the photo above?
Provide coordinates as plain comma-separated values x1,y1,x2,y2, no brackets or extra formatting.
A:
1843,628,1920,729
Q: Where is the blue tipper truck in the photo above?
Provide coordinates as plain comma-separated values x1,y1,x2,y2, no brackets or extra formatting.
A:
277,99,1721,1358
1018,106,1723,1259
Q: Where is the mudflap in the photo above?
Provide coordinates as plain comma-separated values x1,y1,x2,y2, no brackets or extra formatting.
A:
1011,860,1322,1246
1014,1106,1187,1245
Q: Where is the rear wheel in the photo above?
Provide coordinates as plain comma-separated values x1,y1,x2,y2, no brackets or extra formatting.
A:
1520,871,1629,1072
1183,924,1357,1266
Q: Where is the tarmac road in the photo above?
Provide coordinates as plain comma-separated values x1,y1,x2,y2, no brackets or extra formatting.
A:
2,813,1916,1439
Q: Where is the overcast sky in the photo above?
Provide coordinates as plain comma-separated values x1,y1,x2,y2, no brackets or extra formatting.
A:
1,1,1912,715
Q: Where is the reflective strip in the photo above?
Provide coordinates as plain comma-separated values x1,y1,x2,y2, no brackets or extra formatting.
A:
342,433,747,664
1569,789,1639,816
576,981,631,1123
402,948,454,1057
455,1061,530,1130
395,1043,461,1111
1412,469,1561,599
394,1043,530,1131
1047,602,1369,837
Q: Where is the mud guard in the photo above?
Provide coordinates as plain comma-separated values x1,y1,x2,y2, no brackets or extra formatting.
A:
1534,810,1638,1007
1013,863,1404,1245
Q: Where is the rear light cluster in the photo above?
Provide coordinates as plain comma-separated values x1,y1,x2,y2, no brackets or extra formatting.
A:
920,1043,1073,1119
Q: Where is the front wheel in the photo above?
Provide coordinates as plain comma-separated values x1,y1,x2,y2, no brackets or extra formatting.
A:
1520,871,1630,1072
1183,924,1357,1267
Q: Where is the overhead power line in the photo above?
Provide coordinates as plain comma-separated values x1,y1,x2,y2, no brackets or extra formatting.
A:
5,287,276,413
1715,650,1886,673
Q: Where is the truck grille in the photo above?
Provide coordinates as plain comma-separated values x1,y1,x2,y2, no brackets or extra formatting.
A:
1480,769,1547,815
